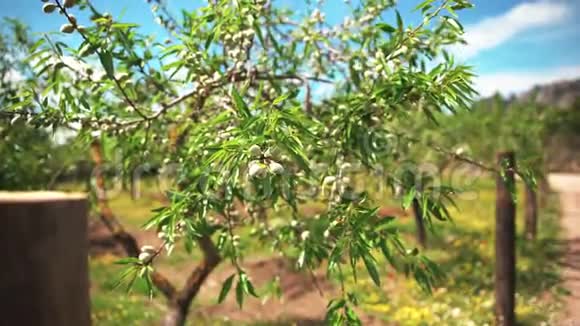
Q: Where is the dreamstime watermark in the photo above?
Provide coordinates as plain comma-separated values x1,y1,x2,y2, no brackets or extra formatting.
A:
90,150,487,204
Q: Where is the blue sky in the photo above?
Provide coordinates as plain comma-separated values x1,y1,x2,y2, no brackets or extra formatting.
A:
2,0,579,97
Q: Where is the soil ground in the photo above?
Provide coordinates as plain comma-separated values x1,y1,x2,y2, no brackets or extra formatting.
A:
88,220,386,325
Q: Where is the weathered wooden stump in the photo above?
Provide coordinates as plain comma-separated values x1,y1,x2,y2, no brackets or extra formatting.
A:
0,192,90,326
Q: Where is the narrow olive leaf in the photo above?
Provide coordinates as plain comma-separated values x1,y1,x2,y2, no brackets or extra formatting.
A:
144,270,154,299
444,16,464,32
243,276,259,297
112,266,138,292
205,28,215,50
98,51,115,79
272,93,290,105
402,187,416,210
345,305,362,324
326,298,346,314
362,253,381,287
396,10,404,32
253,21,266,47
414,0,435,12
114,257,140,265
235,280,245,308
124,272,139,294
267,28,282,56
445,5,458,18
376,23,396,33
218,273,236,303
379,239,398,270
231,87,251,118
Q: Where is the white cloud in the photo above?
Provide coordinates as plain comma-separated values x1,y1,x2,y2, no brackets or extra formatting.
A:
456,1,571,59
475,65,580,97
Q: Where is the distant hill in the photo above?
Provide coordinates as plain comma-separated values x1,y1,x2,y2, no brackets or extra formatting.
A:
516,78,580,109
516,79,580,172
474,78,580,173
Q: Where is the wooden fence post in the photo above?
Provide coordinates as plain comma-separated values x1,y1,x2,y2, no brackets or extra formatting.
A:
524,183,538,240
0,192,90,326
495,152,516,326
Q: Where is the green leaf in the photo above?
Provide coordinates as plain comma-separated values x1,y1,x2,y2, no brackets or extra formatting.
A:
218,274,236,303
235,280,244,308
114,257,139,265
112,266,138,293
345,305,361,324
379,239,398,269
272,93,289,105
111,23,140,30
326,298,346,314
240,272,259,297
253,22,266,47
444,16,464,32
396,10,404,32
376,23,396,34
231,87,251,118
362,253,381,287
445,5,458,18
403,188,416,210
414,0,434,12
267,28,282,56
98,51,115,79
374,216,396,232
205,29,215,50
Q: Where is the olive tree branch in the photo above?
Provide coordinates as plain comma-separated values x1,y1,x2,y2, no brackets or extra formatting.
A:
54,0,149,120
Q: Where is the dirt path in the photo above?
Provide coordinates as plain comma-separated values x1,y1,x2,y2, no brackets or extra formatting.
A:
548,173,580,324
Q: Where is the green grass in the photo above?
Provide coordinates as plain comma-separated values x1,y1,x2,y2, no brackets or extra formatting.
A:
90,257,161,326
347,181,564,325
85,177,565,325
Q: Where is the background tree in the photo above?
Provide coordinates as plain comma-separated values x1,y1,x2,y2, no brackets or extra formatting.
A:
403,93,551,240
0,18,76,190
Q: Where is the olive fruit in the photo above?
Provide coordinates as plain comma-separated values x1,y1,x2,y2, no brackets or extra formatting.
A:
42,3,57,13
60,23,75,34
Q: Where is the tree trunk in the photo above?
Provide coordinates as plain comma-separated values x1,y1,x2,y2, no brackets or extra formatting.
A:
163,304,188,326
524,183,538,240
130,175,138,200
160,235,221,326
411,198,427,248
